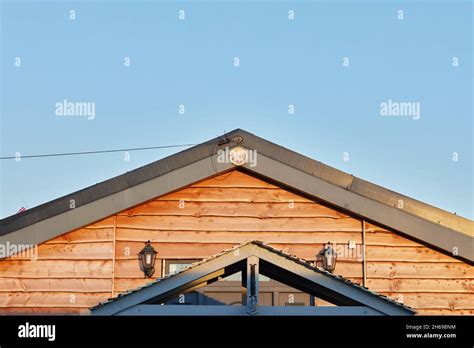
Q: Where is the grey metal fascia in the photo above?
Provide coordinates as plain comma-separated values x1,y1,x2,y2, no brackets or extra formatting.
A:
242,153,473,262
0,155,233,251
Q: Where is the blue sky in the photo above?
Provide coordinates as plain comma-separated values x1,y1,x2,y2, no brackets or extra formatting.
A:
1,0,472,219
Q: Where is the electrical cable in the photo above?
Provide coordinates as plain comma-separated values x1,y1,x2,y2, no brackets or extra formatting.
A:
0,143,198,160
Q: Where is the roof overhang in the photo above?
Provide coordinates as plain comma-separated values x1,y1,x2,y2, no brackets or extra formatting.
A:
242,151,473,262
0,129,472,262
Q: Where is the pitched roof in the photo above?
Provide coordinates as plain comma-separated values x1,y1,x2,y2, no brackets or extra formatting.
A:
91,241,415,316
0,129,472,261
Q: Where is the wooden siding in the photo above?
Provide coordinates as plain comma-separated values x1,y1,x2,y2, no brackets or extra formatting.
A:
0,170,472,315
365,222,474,314
0,217,114,314
112,171,364,298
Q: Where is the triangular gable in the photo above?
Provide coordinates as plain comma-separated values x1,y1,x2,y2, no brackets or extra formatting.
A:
0,129,472,262
91,241,415,316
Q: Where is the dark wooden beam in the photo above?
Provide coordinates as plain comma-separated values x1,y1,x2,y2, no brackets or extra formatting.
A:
246,256,259,315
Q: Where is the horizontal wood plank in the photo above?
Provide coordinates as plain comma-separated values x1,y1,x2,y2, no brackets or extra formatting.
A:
366,278,474,293
0,307,90,314
416,309,474,315
191,171,278,188
381,292,474,310
8,242,114,260
367,262,474,279
83,217,114,229
0,292,111,308
45,228,113,244
120,201,346,219
366,246,459,263
116,229,362,244
115,242,233,260
0,260,113,278
159,187,313,203
116,215,362,232
365,231,420,247
114,259,164,278
0,278,112,292
114,278,154,292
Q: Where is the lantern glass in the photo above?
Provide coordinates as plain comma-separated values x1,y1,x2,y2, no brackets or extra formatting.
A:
145,253,152,266
138,240,157,278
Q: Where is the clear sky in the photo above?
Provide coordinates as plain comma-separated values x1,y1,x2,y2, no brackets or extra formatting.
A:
1,0,472,219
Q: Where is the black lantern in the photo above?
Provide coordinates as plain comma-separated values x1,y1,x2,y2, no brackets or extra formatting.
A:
138,240,158,278
317,242,337,273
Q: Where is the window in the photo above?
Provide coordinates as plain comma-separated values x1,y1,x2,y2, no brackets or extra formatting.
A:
164,259,201,276
163,260,269,281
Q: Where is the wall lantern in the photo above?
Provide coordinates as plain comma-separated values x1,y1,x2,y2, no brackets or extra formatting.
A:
138,240,158,278
317,242,337,273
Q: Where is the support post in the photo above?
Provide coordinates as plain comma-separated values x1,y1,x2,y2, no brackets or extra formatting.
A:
362,219,367,287
246,256,259,315
241,267,247,306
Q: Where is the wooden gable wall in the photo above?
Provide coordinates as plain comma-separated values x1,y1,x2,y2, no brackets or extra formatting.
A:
0,170,472,314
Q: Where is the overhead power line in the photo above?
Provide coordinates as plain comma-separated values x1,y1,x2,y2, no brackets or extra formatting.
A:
0,143,198,160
